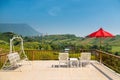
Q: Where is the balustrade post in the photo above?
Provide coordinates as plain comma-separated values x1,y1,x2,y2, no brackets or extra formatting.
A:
0,55,1,68
32,50,34,60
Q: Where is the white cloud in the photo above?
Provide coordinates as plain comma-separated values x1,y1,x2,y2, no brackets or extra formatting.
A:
48,7,61,16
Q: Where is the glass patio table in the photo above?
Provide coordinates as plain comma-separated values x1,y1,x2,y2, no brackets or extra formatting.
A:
69,58,79,67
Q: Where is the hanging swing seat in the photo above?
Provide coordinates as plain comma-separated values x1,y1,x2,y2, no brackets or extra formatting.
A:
1,36,30,71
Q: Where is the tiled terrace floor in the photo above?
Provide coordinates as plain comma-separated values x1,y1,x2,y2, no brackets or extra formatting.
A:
0,60,120,80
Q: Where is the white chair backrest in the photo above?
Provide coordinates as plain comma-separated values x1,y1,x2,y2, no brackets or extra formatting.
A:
7,52,20,65
80,52,91,60
59,53,69,60
13,52,21,62
7,53,16,65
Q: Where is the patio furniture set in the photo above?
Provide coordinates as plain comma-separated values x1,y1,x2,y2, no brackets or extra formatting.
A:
58,52,91,68
1,52,91,71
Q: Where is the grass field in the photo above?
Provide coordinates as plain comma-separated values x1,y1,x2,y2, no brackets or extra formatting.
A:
112,46,120,52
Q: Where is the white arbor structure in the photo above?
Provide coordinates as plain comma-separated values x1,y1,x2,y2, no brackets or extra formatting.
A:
10,36,27,59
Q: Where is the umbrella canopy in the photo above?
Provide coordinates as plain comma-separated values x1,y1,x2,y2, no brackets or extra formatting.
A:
87,28,114,63
87,28,114,48
88,28,114,38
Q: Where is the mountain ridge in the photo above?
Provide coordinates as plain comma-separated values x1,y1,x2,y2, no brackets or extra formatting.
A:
0,23,41,36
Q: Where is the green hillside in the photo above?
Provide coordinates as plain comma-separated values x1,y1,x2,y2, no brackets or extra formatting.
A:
0,32,120,55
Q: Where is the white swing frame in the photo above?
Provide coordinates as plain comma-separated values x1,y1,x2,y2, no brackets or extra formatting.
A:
10,36,28,60
1,36,28,70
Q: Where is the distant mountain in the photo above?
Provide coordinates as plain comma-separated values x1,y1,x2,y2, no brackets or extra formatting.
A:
0,23,41,36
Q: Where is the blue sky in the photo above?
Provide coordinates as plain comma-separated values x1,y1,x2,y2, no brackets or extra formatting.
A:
0,0,120,37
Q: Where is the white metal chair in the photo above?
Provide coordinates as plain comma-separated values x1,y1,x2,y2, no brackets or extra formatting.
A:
58,53,69,67
79,52,91,67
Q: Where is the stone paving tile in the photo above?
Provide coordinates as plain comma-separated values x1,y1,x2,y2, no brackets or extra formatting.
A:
0,60,120,80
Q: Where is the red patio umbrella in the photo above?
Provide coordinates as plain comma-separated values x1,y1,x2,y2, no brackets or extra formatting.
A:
87,28,114,49
87,28,114,63
88,28,114,47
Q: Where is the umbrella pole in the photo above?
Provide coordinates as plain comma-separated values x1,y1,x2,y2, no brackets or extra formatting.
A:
100,52,102,63
100,38,102,49
100,38,102,63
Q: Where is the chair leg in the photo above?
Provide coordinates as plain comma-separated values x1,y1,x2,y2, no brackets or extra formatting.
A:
67,61,69,68
77,61,79,67
81,62,82,68
59,62,60,68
